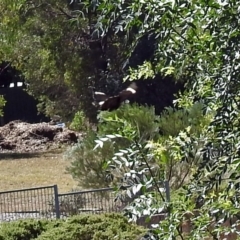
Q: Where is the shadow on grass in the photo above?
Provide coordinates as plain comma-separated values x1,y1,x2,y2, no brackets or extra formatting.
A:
0,149,64,160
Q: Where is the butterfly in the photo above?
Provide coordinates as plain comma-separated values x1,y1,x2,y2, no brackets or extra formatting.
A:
92,83,137,111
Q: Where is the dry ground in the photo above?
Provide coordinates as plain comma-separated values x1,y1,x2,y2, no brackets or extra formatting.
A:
0,150,78,193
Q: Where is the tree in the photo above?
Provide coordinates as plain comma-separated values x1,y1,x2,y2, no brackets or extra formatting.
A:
0,0,183,123
0,0,115,121
85,0,240,238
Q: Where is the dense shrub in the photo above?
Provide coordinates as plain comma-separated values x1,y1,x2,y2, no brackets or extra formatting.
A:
0,219,63,240
158,102,214,137
66,102,212,190
65,130,115,189
65,104,160,189
97,103,160,142
0,213,146,240
38,213,145,240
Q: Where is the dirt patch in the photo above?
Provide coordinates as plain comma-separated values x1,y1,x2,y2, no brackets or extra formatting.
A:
0,120,82,153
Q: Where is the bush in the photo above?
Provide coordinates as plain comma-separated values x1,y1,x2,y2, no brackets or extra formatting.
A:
93,102,212,191
65,104,160,189
0,219,63,240
38,213,146,240
0,214,146,240
152,102,214,189
97,103,160,142
158,102,213,137
90,101,215,226
65,130,115,189
69,111,90,132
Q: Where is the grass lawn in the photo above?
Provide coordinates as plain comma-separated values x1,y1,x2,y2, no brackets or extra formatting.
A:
0,150,78,193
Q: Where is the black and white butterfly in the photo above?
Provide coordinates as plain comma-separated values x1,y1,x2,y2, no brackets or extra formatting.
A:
92,83,137,111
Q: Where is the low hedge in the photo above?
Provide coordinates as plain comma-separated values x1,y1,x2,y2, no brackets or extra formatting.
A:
0,213,146,240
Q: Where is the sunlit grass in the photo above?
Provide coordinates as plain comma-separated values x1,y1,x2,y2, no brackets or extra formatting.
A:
0,150,78,193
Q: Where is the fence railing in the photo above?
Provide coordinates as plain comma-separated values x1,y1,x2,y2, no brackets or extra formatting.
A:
0,185,58,222
0,182,170,222
0,185,123,222
57,187,121,218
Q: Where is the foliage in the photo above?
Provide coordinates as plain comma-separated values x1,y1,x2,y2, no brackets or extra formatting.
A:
39,213,146,240
92,105,202,223
67,100,212,224
65,130,115,189
94,101,212,190
66,104,160,189
152,102,214,188
87,0,240,238
69,110,89,132
158,102,214,137
0,0,79,120
124,61,155,82
0,95,6,117
0,0,125,122
2,0,240,237
97,103,160,142
0,214,146,240
94,107,240,239
0,218,61,240
0,0,180,123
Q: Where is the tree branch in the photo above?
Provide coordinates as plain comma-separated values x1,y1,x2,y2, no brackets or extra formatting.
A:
57,7,75,20
135,141,166,202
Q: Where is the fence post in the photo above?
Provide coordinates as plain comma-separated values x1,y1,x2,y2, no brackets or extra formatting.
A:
53,185,60,219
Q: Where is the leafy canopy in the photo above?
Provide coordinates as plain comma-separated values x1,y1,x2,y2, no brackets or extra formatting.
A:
94,0,240,197
82,0,240,238
0,0,121,121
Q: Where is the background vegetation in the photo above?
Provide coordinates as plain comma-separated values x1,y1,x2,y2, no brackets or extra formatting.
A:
0,0,181,122
1,0,240,239
0,96,6,116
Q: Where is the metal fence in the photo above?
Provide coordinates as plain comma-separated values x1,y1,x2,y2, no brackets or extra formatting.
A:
0,185,58,222
57,187,122,218
0,182,170,222
0,185,122,222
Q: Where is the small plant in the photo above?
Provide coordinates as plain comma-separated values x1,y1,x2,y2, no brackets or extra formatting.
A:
69,110,89,132
0,95,6,117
